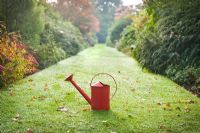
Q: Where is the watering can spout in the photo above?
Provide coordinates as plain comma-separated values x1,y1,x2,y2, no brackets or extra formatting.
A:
65,74,73,82
65,74,91,105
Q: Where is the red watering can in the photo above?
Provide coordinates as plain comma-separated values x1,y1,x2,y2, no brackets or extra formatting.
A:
65,73,117,110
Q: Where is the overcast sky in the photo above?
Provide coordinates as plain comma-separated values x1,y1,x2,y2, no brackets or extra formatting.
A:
47,0,143,6
122,0,143,6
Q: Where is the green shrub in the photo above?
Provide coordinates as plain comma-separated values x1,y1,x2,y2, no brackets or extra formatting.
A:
34,42,66,69
133,0,200,93
34,4,88,69
0,0,45,45
116,1,200,94
106,17,132,47
52,21,86,56
40,7,87,56
83,32,98,47
117,24,135,55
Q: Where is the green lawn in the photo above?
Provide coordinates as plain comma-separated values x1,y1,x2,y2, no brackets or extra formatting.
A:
0,45,200,133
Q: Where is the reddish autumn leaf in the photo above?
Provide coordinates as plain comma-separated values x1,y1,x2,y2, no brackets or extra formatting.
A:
166,102,171,107
54,0,100,33
27,128,33,133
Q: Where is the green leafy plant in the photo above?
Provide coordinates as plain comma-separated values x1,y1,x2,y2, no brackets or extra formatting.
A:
106,17,132,47
34,42,66,69
116,0,200,95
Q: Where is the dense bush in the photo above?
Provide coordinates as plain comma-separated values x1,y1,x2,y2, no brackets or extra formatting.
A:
34,42,66,69
0,1,93,87
0,23,38,87
106,17,132,47
117,23,135,55
34,3,88,68
116,0,200,95
1,1,88,70
83,32,98,47
52,21,87,56
0,0,45,45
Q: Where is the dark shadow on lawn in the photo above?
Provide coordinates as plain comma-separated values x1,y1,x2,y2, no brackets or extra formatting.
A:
88,110,134,131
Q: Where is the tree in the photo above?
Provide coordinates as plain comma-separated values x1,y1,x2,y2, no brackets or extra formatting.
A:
0,0,45,45
54,0,100,33
93,0,121,43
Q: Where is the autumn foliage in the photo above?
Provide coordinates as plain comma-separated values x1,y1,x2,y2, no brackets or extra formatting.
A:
54,0,100,33
0,23,38,86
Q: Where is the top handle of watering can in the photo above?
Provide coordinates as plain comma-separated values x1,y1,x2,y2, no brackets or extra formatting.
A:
90,73,117,100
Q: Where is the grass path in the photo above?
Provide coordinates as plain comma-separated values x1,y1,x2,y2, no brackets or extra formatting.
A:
0,45,200,132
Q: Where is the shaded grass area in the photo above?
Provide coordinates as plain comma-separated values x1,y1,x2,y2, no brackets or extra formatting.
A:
0,45,200,132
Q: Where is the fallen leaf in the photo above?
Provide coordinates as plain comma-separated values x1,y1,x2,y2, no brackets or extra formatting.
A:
184,107,191,113
157,102,162,105
12,113,20,122
27,128,33,133
16,113,20,118
38,95,46,101
9,90,15,96
44,83,49,91
82,107,91,111
12,118,19,122
159,125,166,129
57,106,68,112
166,102,170,107
31,96,36,101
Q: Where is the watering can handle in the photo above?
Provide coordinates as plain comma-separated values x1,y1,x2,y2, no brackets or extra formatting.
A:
90,73,117,100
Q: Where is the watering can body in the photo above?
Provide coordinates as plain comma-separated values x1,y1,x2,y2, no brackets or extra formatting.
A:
65,74,111,110
91,82,110,110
